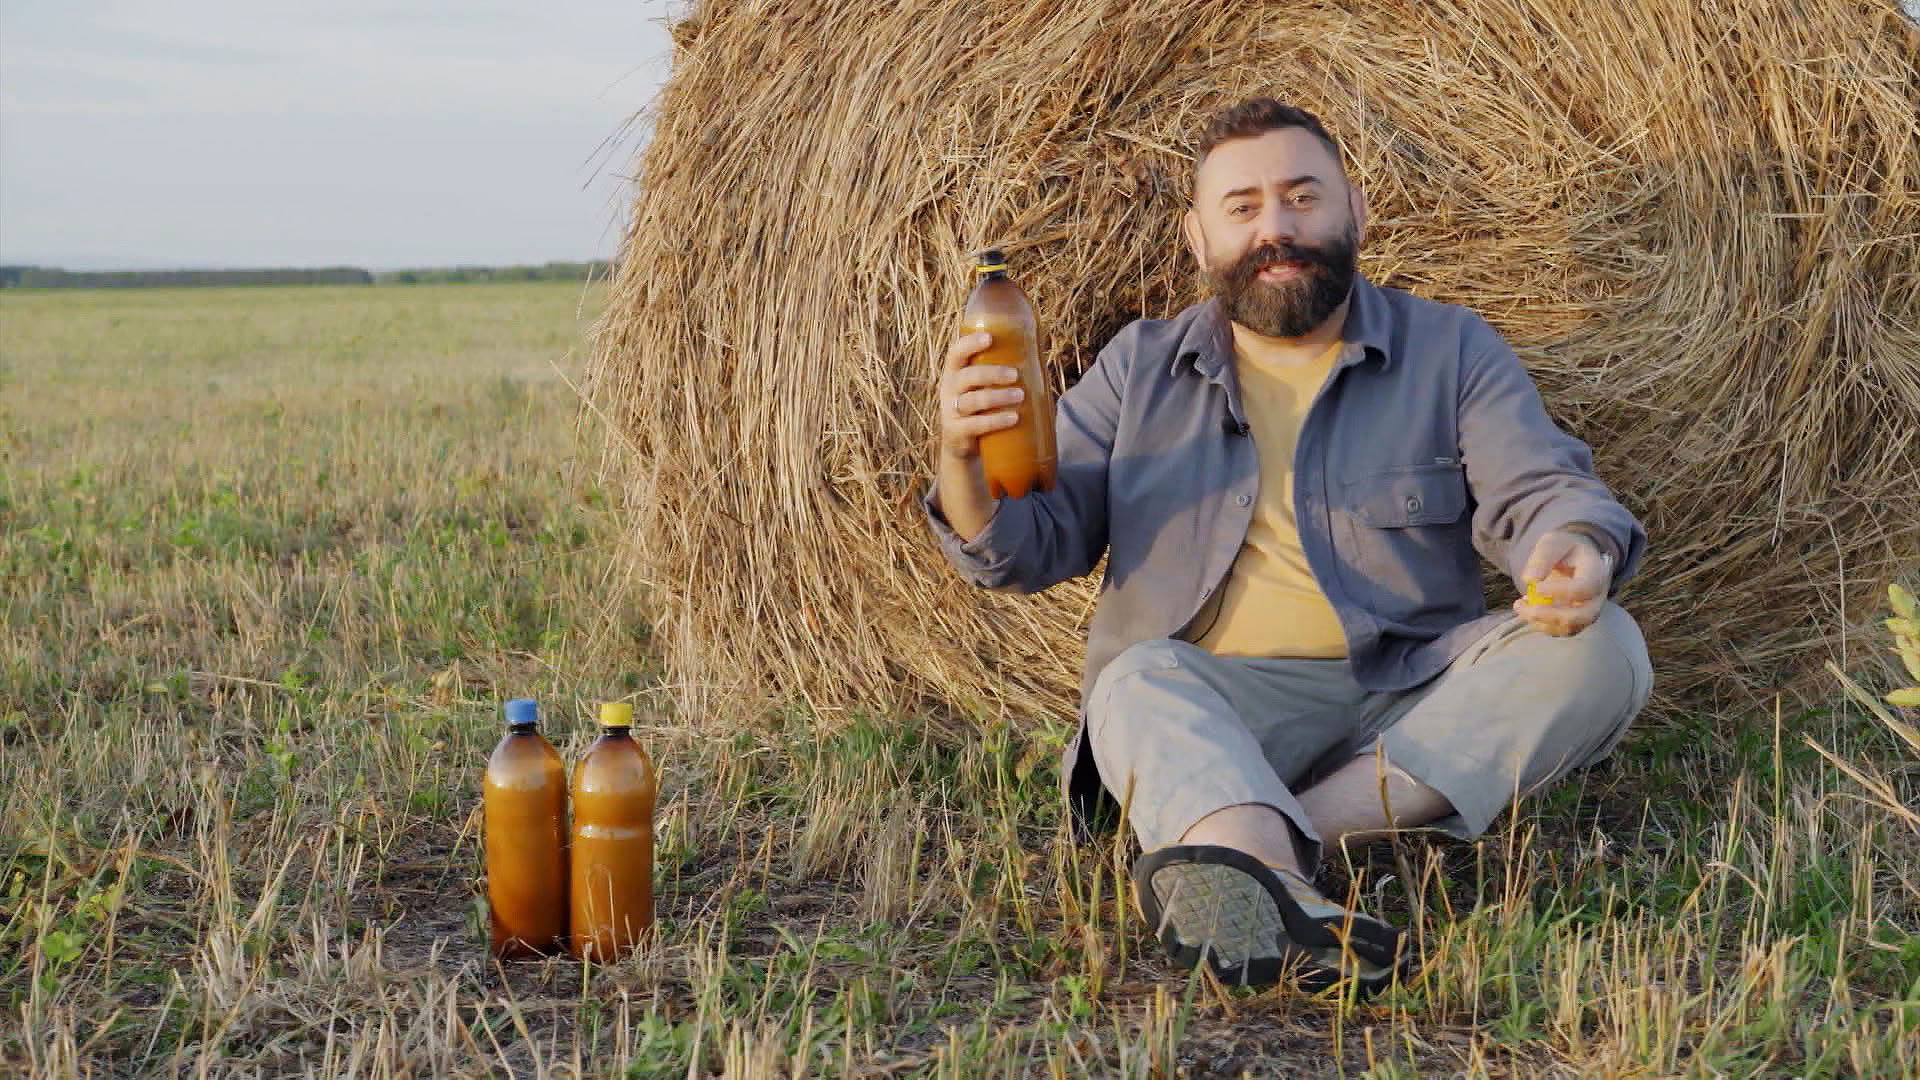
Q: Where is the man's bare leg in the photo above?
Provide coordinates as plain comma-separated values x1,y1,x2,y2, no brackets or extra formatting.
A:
1178,804,1307,875
1296,751,1452,854
1175,752,1451,877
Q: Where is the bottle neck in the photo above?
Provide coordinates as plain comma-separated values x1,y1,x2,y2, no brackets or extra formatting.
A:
508,723,539,735
600,727,632,740
976,269,1006,284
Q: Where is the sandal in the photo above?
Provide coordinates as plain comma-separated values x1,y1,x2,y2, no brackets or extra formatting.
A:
1131,843,1413,993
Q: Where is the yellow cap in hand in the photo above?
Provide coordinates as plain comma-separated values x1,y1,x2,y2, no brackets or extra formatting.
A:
599,702,634,729
1525,581,1553,608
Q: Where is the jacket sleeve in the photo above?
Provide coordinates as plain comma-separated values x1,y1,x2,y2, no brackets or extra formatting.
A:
923,338,1127,594
1457,320,1647,595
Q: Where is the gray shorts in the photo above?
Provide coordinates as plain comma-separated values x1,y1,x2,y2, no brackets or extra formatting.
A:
1085,603,1653,862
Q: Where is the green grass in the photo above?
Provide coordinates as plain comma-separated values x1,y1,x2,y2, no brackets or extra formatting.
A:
2,283,1916,1076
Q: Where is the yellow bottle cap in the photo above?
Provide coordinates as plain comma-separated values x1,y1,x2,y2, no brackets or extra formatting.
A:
599,702,634,729
1525,581,1553,608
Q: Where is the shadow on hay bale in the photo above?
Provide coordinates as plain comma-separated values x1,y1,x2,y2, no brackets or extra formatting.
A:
587,0,1920,737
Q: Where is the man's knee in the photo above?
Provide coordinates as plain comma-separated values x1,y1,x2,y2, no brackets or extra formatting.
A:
1565,603,1654,719
1089,637,1189,717
1500,602,1652,772
1407,603,1653,764
1501,603,1651,715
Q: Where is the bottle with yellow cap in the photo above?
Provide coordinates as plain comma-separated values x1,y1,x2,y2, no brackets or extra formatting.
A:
569,702,656,961
960,248,1056,499
482,699,569,958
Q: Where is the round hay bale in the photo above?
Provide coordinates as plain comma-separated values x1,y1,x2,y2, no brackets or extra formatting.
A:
587,0,1920,734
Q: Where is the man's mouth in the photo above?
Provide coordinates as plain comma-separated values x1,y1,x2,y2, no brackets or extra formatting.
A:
1256,261,1306,282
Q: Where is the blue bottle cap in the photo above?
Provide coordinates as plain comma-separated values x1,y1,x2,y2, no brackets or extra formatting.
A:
504,699,540,728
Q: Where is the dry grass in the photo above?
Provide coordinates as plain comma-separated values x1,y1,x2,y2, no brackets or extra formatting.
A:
3,284,1916,1076
586,0,1920,734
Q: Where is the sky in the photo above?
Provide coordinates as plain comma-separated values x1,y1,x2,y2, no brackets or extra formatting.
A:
0,1,677,270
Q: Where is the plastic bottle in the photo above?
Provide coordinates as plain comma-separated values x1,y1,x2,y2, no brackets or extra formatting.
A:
960,248,1057,499
570,702,657,961
483,699,569,958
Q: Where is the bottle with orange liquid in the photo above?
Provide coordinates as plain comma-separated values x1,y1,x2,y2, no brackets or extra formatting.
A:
569,702,657,962
960,249,1057,499
482,699,569,959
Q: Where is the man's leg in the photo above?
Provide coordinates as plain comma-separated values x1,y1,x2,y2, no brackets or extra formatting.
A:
1085,639,1364,867
1299,602,1654,854
1087,639,1407,988
1180,804,1310,876
1295,754,1453,849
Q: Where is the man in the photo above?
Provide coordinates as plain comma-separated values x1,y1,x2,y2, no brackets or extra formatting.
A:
925,99,1652,993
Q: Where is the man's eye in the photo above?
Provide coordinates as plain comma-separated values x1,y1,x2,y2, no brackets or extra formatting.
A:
1228,204,1252,215
1291,194,1318,208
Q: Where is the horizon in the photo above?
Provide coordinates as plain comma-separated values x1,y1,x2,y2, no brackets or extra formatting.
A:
0,254,611,273
0,1,677,271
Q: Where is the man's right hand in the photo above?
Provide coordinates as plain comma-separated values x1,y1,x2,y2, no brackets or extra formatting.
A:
934,331,1023,542
939,331,1024,460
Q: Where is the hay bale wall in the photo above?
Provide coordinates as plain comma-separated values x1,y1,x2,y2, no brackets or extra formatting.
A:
588,0,1920,732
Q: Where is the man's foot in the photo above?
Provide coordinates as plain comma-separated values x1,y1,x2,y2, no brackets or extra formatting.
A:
1131,843,1414,993
1267,865,1416,993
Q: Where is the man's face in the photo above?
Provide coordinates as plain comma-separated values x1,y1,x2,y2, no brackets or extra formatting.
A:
1184,127,1366,339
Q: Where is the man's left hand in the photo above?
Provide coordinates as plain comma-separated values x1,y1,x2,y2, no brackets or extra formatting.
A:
1513,530,1609,637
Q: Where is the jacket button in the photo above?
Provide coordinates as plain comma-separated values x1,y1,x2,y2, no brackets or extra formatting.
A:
1236,494,1253,507
1405,496,1422,513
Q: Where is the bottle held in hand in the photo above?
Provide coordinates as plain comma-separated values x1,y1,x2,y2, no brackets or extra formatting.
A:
483,699,569,958
959,249,1056,498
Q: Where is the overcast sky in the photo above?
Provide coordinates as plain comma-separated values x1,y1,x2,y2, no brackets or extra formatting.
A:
0,1,676,270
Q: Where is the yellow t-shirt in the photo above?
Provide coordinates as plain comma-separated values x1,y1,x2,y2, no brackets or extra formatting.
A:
1193,341,1349,659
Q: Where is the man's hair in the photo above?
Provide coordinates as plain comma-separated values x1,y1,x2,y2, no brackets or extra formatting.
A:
1191,99,1345,194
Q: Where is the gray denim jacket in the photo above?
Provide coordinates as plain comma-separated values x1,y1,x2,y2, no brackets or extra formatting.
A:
924,274,1647,827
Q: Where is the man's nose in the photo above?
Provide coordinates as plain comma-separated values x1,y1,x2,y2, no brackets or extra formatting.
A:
1251,203,1298,246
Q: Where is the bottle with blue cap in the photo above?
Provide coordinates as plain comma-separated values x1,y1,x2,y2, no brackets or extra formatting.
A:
482,699,569,958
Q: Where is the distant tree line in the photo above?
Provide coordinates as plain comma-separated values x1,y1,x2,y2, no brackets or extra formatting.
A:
0,261,612,290
375,261,612,285
0,266,373,289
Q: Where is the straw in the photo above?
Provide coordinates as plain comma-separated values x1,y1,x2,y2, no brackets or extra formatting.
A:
585,0,1920,737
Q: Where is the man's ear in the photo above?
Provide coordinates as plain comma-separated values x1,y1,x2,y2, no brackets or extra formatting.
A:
1348,179,1369,246
1181,208,1205,266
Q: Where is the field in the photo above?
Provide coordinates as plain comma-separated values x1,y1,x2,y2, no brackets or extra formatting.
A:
1,283,1915,1077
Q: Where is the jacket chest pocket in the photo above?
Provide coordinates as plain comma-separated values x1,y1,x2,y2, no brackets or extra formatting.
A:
1334,463,1479,625
1343,464,1468,527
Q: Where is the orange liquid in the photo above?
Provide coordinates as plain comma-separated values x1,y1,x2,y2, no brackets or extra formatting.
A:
569,730,656,961
483,729,569,958
962,277,1056,499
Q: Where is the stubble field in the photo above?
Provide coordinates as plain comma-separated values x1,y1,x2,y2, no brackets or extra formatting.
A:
1,283,1914,1077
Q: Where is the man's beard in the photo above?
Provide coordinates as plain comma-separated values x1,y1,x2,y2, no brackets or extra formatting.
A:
1203,223,1359,339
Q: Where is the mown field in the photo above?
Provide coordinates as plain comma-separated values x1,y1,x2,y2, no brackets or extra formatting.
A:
1,283,1915,1077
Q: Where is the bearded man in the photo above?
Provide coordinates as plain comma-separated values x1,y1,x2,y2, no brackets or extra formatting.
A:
925,99,1652,993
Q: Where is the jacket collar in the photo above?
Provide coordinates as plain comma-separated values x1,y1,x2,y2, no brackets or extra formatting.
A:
1170,273,1394,378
